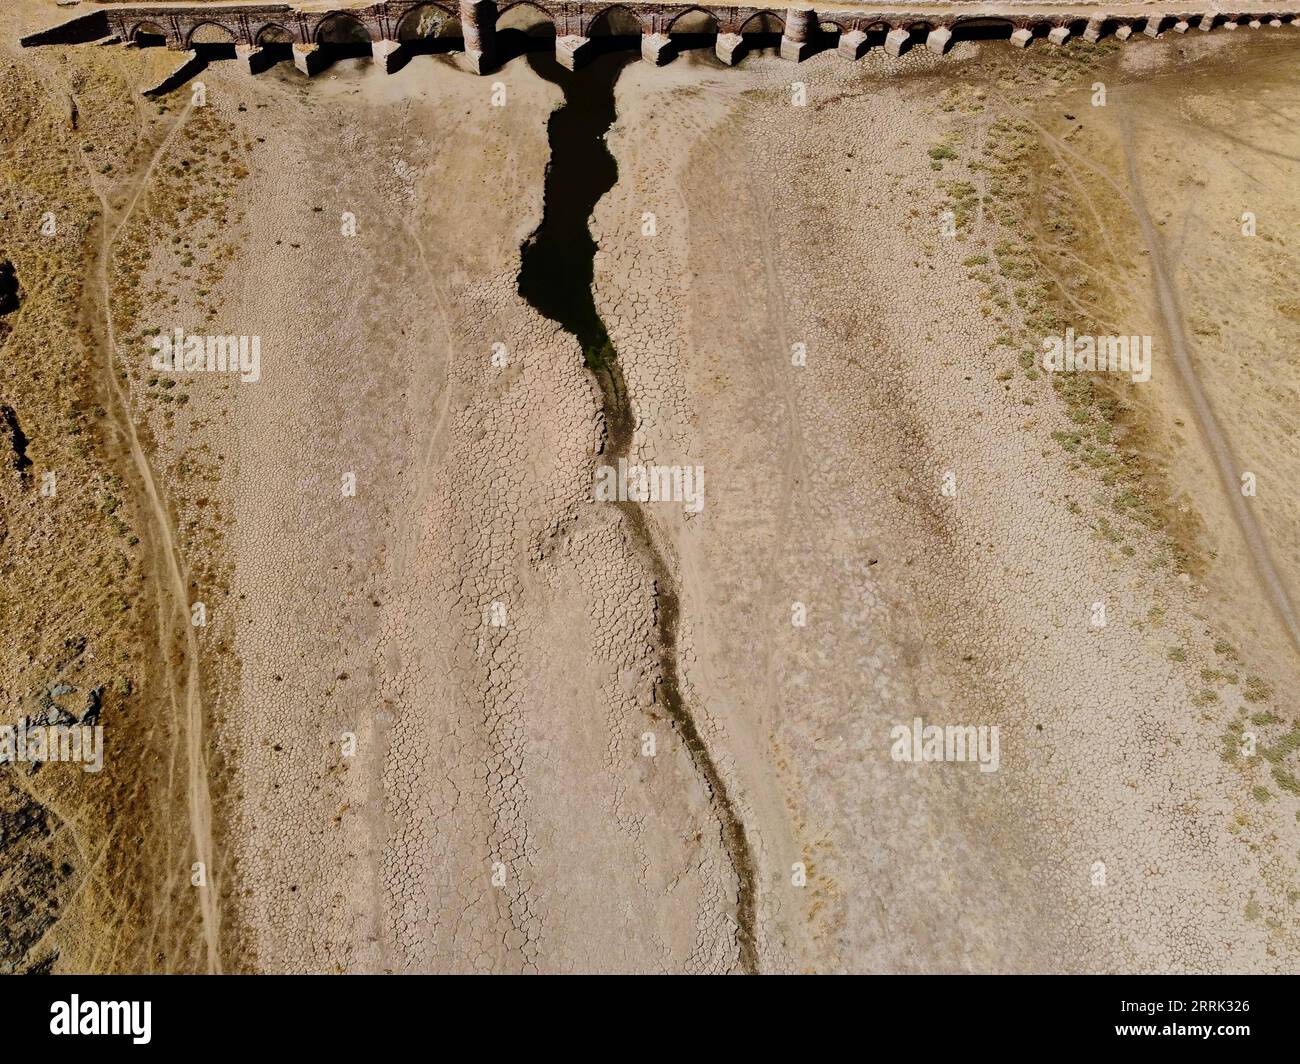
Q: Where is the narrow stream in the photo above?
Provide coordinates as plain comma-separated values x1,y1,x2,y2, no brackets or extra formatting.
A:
517,48,758,973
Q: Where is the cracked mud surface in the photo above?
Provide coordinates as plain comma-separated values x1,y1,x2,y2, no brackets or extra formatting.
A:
2,0,1300,974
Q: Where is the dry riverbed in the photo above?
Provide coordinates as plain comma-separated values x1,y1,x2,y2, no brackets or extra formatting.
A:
2,0,1298,972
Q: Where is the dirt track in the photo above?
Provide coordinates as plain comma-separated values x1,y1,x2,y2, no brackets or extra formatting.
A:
83,98,223,974
1116,108,1300,653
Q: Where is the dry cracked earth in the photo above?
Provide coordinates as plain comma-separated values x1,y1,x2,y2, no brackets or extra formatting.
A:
2,0,1300,975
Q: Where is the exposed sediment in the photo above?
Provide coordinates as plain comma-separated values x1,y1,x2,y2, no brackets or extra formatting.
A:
6,0,1300,975
518,48,758,972
588,31,1300,972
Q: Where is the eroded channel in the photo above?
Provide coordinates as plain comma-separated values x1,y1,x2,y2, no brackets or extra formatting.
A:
517,48,759,972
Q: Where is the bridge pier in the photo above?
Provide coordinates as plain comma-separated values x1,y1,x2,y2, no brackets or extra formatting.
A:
925,26,953,54
1082,16,1105,41
1198,13,1215,30
883,26,909,56
1009,27,1034,47
371,39,406,73
1143,16,1163,37
1047,24,1070,44
292,41,323,76
641,31,672,64
1174,19,1190,32
1114,23,1133,39
556,34,591,70
1224,18,1240,30
460,0,497,74
235,42,262,71
715,31,744,65
779,7,816,61
837,28,868,59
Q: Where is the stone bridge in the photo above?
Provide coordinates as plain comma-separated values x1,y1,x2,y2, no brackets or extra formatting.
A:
23,1,1300,76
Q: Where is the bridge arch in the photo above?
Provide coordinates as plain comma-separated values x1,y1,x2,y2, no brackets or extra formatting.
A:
314,11,374,45
588,5,648,36
187,21,238,48
738,10,785,32
817,13,865,35
395,2,458,41
664,7,718,33
495,0,556,60
254,22,296,46
950,17,1016,42
128,20,169,47
497,1,557,30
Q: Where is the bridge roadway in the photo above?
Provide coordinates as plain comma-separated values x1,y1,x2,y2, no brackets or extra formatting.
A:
23,1,1300,75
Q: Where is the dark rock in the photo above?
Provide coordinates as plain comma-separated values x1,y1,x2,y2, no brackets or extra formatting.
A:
80,688,103,726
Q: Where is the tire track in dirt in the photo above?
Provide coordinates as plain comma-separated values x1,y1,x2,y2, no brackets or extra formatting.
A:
988,83,1300,655
78,98,223,973
1115,105,1300,655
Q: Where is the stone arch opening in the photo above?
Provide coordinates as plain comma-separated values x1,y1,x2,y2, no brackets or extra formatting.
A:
666,7,718,54
497,1,556,33
896,19,936,51
256,23,295,45
188,21,238,58
252,22,295,65
129,20,168,48
1090,17,1126,38
311,11,373,70
587,5,643,57
315,12,372,45
395,3,461,55
738,10,784,54
816,18,847,54
860,19,891,48
951,17,1015,43
665,7,717,32
589,5,643,36
497,2,556,63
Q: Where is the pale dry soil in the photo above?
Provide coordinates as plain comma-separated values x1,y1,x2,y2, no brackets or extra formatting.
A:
213,57,740,972
594,33,1300,971
4,0,1300,973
